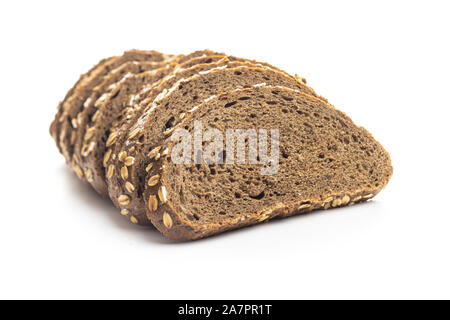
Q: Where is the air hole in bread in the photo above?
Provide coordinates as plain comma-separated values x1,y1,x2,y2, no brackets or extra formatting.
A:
224,101,237,108
111,90,120,99
249,191,265,200
165,116,175,130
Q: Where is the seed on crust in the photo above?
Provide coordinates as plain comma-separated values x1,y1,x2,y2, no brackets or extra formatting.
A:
73,164,83,179
120,166,128,180
106,131,118,147
83,97,92,108
342,195,350,205
88,141,95,152
124,156,135,166
125,181,135,193
158,186,167,203
77,111,83,123
118,151,127,162
363,194,374,199
148,175,160,187
163,127,175,136
118,195,130,206
70,130,76,145
130,216,138,224
179,112,186,120
154,152,161,161
298,203,311,210
103,149,112,167
322,197,333,209
71,118,78,129
162,148,169,156
352,195,362,202
128,127,140,140
84,127,95,140
258,214,270,222
120,209,129,216
332,198,342,207
106,164,115,179
148,195,158,212
145,163,154,172
148,146,162,159
163,212,173,229
92,110,100,122
81,144,89,157
85,169,93,183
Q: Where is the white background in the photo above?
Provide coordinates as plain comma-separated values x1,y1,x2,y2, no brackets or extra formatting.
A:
0,0,449,300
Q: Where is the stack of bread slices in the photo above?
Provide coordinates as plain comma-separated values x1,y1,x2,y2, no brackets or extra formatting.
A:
50,49,393,241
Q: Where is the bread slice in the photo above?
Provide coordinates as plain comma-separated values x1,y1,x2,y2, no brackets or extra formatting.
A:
51,50,171,163
107,66,321,225
140,85,393,240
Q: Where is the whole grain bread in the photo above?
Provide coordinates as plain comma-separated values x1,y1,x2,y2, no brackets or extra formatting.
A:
107,66,321,225
49,49,393,240
142,85,393,240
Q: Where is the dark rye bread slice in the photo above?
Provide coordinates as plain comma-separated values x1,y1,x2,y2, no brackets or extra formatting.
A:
142,85,393,240
74,53,225,195
108,66,322,225
52,50,171,163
